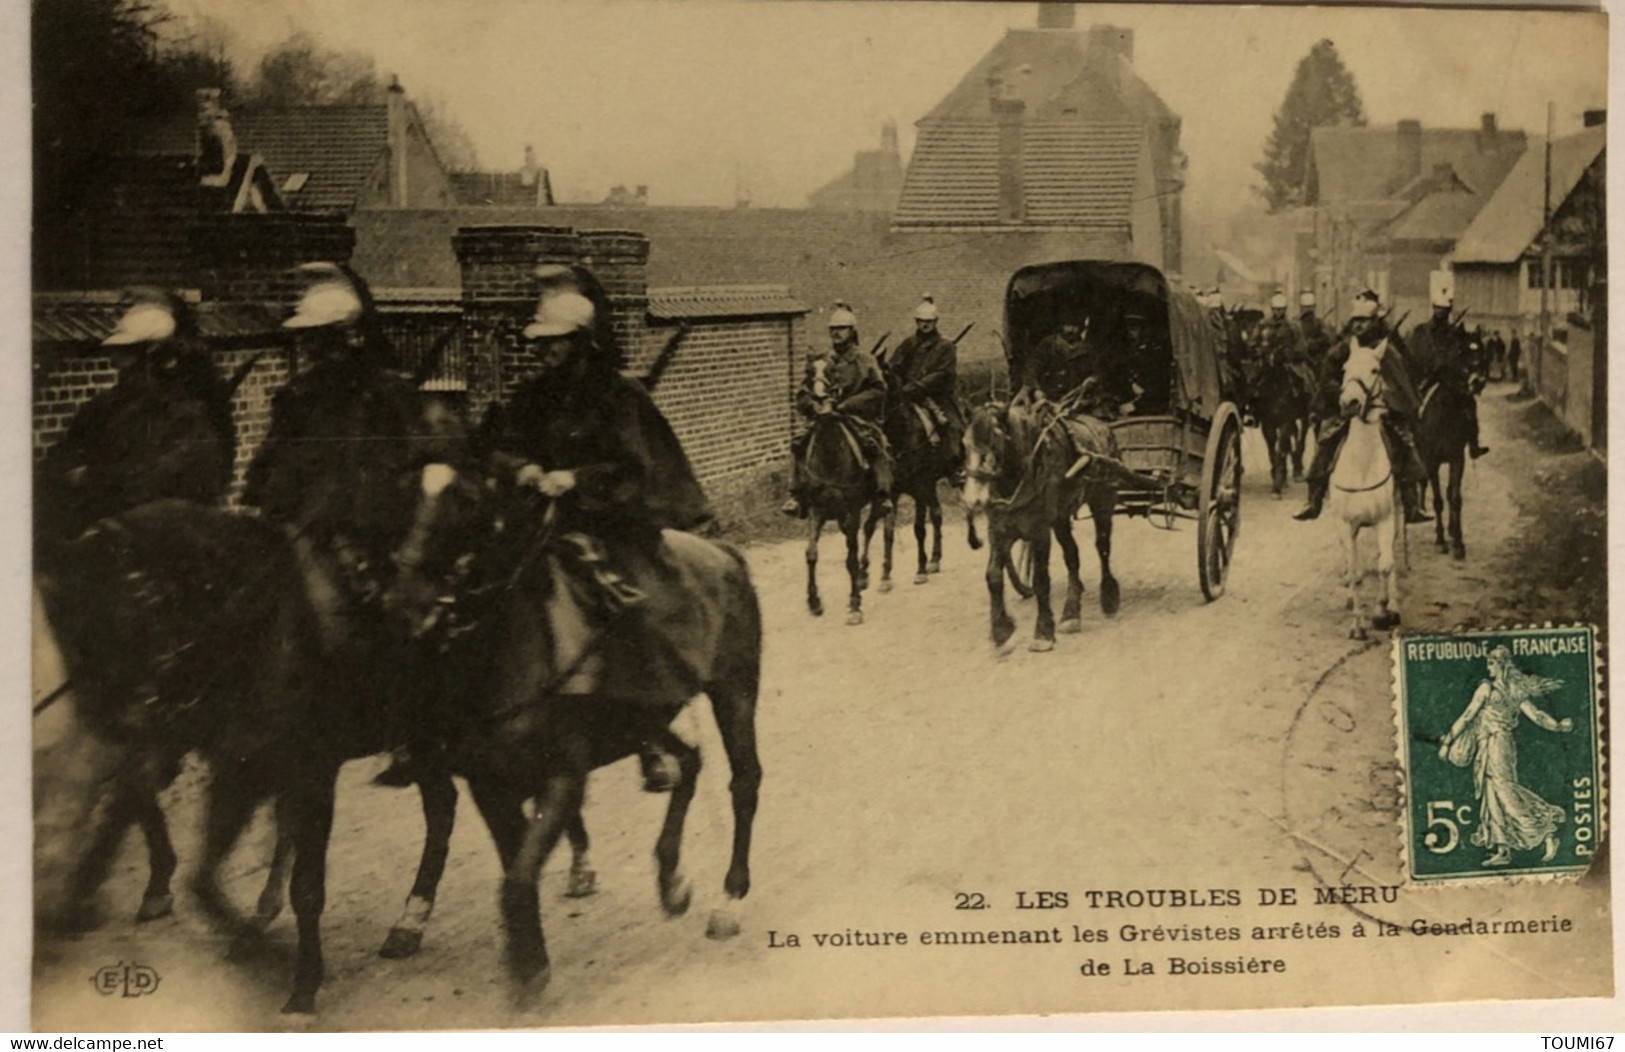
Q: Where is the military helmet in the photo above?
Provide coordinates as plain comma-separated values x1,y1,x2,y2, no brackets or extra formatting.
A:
103,288,179,346
1350,289,1381,319
1270,292,1288,310
913,294,939,322
284,263,364,330
524,288,596,339
1298,291,1317,309
829,301,858,329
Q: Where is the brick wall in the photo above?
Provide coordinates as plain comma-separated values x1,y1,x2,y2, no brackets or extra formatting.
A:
33,353,120,459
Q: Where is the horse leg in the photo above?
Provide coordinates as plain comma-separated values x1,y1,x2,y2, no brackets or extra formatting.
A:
563,812,597,899
253,798,294,930
648,724,702,917
1449,456,1466,560
928,496,944,573
379,770,459,959
1430,466,1447,553
1373,510,1402,630
501,763,587,1006
986,531,1016,651
1055,520,1083,634
862,499,891,593
966,505,983,551
1264,420,1284,496
1091,490,1121,615
1292,416,1308,481
913,496,929,585
843,513,864,625
882,501,896,590
281,762,340,1016
703,660,762,941
1028,531,1056,652
860,501,882,590
191,767,272,955
805,516,824,617
127,787,179,923
60,779,141,931
1341,525,1368,640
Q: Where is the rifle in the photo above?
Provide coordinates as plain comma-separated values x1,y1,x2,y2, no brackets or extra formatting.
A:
870,331,892,364
640,322,691,392
1450,307,1471,332
951,322,974,345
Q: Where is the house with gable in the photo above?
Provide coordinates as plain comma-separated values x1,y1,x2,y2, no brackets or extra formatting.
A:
807,121,905,214
1299,114,1526,320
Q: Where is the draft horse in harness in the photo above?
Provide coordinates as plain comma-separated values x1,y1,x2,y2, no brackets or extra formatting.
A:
1327,342,1403,639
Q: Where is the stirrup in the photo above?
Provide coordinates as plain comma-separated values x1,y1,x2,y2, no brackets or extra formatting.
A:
781,497,804,518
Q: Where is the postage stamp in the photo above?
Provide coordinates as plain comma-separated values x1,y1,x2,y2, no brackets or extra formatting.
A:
1395,626,1605,882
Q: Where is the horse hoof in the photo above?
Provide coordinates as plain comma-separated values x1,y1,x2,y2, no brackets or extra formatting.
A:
1452,546,1466,561
1436,541,1449,554
878,578,893,593
845,610,864,626
279,993,318,1017
135,893,174,923
565,868,599,899
1350,627,1369,641
913,573,928,585
1372,612,1401,630
510,965,552,1011
1271,491,1282,501
1100,579,1121,617
857,576,870,593
808,601,823,618
928,561,941,574
706,909,742,941
661,876,693,916
1058,618,1082,635
378,927,424,959
1028,638,1055,653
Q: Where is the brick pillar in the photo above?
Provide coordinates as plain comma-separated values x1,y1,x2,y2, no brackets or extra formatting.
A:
451,224,581,414
577,229,650,370
189,213,356,307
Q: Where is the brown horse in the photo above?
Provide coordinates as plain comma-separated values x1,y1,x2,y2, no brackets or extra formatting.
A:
867,369,961,590
799,359,889,624
1416,373,1479,561
961,401,1121,652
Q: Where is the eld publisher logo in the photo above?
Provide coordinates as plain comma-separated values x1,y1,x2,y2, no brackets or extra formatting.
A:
89,962,161,998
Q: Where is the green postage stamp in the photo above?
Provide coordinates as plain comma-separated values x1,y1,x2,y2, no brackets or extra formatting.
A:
1395,626,1605,881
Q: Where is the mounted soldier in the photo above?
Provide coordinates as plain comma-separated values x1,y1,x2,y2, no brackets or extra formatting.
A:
1257,292,1315,400
1294,289,1433,525
476,269,715,791
887,294,966,484
782,303,894,518
1406,273,1489,459
243,262,466,785
37,288,236,542
1297,290,1335,381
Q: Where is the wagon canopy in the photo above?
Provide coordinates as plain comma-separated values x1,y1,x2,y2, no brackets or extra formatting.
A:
1003,261,1228,422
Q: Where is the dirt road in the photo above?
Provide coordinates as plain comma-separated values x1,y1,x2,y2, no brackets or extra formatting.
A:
32,386,1612,1030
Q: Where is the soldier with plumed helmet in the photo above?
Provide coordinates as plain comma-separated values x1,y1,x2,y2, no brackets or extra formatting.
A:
782,301,894,517
887,294,967,482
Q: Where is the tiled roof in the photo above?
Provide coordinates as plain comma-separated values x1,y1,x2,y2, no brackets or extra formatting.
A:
1306,124,1527,205
33,295,283,345
142,107,390,213
893,119,1143,228
646,285,807,320
1452,126,1606,265
1382,188,1489,243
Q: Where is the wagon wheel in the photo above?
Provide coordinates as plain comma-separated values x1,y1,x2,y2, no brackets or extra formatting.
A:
1006,539,1036,600
1198,403,1244,601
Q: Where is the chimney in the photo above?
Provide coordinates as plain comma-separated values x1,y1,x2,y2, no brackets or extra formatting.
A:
1477,112,1501,152
1584,109,1607,127
880,119,899,155
634,185,648,203
1037,3,1075,29
1431,162,1455,189
993,95,1026,223
1086,24,1134,63
521,145,539,188
386,75,409,207
1396,119,1423,185
195,88,237,189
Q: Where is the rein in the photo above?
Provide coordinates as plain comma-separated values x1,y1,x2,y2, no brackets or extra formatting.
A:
977,405,1070,512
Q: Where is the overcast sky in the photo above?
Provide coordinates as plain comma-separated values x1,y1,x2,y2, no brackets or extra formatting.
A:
162,0,1606,220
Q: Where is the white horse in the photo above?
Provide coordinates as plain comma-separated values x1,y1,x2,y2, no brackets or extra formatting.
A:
1328,340,1403,639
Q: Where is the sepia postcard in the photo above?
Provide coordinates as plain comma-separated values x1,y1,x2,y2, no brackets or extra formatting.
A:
21,0,1617,1032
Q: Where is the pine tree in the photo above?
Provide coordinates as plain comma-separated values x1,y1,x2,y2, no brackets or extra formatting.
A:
1254,39,1366,212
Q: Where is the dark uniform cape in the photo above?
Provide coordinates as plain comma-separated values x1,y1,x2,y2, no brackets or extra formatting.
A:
1406,317,1472,387
243,357,464,562
480,368,714,541
798,346,887,424
1258,313,1315,396
1298,313,1335,376
889,331,965,432
37,356,235,540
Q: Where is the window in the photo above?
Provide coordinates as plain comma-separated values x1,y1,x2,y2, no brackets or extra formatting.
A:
1526,259,1544,289
1558,260,1586,290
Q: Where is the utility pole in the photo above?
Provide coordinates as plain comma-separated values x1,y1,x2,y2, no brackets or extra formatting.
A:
1536,100,1554,397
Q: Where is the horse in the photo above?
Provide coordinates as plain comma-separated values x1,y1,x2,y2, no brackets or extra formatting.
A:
1252,351,1311,498
1327,344,1403,639
1416,371,1480,561
960,399,1121,652
868,361,961,590
798,358,889,625
388,470,764,1006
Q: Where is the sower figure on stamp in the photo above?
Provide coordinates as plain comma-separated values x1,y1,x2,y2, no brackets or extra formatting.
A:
1407,276,1490,459
477,273,715,793
37,287,237,542
888,294,967,486
782,303,895,518
1295,289,1433,524
243,263,467,787
1438,645,1573,866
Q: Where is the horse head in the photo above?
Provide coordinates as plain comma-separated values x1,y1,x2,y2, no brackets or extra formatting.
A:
1340,341,1387,424
962,402,1021,513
